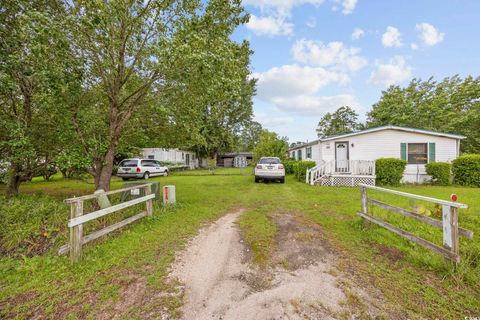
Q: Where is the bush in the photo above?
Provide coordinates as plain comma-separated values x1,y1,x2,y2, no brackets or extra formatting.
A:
293,161,316,182
425,162,451,185
283,159,299,175
0,195,68,257
452,154,480,187
375,158,407,186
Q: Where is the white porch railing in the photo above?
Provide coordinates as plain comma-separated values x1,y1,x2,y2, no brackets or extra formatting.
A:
306,160,376,185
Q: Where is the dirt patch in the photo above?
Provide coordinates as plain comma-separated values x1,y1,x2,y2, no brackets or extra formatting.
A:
375,243,406,262
168,209,391,319
271,212,331,270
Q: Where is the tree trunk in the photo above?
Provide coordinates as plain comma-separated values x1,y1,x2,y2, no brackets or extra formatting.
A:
6,164,21,199
95,138,119,191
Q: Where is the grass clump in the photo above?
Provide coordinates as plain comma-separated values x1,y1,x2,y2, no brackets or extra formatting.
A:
0,194,68,257
238,209,277,267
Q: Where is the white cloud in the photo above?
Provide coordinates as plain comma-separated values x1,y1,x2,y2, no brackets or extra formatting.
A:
254,111,294,127
243,0,324,36
292,39,367,72
351,28,365,40
253,64,349,100
271,94,360,115
369,56,413,87
246,15,293,36
410,43,418,50
243,0,324,16
381,26,403,47
252,64,359,116
340,0,358,14
416,23,445,46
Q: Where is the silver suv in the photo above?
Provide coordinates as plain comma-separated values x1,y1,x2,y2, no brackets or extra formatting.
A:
117,158,168,181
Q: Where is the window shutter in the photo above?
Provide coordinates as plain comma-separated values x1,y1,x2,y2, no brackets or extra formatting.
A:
428,142,436,162
400,143,407,161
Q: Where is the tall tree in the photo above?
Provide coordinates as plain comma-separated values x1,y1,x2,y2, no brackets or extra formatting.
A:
66,0,198,190
237,121,263,151
253,130,288,162
316,106,360,138
163,0,255,158
367,76,480,153
0,0,77,197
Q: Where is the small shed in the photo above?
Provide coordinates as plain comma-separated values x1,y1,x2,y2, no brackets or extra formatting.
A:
217,152,253,168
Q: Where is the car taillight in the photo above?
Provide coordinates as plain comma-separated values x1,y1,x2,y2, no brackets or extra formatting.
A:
278,165,284,169
256,165,262,169
136,167,141,172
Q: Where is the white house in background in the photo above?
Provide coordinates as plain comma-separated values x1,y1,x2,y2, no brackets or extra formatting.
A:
288,125,464,186
141,148,198,169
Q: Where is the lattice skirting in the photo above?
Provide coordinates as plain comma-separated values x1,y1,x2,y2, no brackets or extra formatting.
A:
316,175,376,187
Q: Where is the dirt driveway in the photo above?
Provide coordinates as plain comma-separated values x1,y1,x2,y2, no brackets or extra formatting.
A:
168,209,393,320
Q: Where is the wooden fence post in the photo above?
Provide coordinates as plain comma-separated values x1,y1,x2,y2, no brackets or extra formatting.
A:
144,184,153,216
70,200,84,263
361,186,368,214
443,205,460,264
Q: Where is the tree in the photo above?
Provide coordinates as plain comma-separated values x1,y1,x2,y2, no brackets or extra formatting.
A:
253,130,288,162
65,0,199,190
0,0,77,197
237,121,263,151
162,0,255,158
316,106,360,138
367,76,480,153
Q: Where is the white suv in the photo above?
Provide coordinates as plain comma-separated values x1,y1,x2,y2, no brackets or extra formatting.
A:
254,157,285,183
117,158,168,181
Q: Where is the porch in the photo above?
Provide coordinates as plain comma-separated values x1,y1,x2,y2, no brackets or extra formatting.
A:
306,160,376,187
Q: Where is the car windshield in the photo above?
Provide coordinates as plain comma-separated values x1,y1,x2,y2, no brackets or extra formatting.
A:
119,160,138,167
259,158,280,164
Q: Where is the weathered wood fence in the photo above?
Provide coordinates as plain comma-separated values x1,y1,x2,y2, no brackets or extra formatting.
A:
59,183,155,263
358,184,473,263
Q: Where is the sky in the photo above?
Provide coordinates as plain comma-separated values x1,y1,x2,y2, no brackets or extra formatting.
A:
232,0,480,143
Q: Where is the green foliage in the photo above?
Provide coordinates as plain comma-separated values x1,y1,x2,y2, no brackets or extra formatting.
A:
253,131,289,162
452,154,480,187
293,161,316,182
367,76,480,153
425,162,452,185
316,106,362,138
0,195,68,257
283,159,299,175
375,158,407,186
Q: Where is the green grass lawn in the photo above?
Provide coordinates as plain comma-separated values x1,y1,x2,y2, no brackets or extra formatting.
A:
0,170,479,319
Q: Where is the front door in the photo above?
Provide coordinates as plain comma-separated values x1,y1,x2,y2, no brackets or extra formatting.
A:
335,142,349,173
185,154,190,166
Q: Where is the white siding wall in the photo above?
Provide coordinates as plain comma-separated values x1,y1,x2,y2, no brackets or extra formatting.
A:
142,148,198,168
320,129,459,183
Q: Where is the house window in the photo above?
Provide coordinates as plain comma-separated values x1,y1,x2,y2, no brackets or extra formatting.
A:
306,147,312,159
408,143,428,164
297,149,302,160
148,155,154,159
291,151,295,159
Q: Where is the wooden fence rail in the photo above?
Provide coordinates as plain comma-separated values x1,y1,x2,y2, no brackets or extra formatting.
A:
58,183,154,263
358,184,473,263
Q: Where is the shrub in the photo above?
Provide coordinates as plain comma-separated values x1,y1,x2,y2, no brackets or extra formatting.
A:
425,162,451,185
452,154,480,187
375,158,407,186
0,195,68,257
293,161,316,182
283,159,299,175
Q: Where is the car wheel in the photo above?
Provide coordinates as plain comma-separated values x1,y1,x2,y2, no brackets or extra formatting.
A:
280,177,285,184
122,177,129,181
164,170,168,177
254,176,259,183
143,172,150,180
